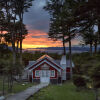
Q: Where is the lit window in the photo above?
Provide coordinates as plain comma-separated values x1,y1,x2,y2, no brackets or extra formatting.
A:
35,70,40,77
51,70,55,77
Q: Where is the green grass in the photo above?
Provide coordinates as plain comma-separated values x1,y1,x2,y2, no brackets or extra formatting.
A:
0,78,35,95
28,82,95,100
12,82,35,93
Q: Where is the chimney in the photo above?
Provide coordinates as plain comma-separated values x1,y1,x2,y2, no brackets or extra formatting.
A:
60,55,67,80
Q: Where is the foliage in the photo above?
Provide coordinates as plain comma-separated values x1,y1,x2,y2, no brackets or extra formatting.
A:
73,52,100,100
0,77,34,96
72,52,100,76
44,0,77,53
90,66,100,89
73,75,86,89
0,0,34,94
74,0,100,33
90,65,100,100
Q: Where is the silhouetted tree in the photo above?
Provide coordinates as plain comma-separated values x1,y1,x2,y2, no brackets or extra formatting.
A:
44,0,77,79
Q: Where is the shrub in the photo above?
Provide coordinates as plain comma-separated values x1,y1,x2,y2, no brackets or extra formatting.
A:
73,75,86,90
90,65,100,100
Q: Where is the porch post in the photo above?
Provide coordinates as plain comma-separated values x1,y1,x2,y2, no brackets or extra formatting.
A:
32,71,33,82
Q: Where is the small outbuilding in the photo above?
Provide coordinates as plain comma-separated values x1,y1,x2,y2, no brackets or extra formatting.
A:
25,54,74,84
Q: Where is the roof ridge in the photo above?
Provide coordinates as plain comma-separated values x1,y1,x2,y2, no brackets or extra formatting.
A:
37,54,54,61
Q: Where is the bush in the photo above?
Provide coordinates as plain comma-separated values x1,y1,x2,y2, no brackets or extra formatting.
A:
73,75,86,90
90,66,100,88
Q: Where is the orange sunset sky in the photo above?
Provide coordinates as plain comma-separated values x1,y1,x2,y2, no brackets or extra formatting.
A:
23,29,80,49
22,0,80,49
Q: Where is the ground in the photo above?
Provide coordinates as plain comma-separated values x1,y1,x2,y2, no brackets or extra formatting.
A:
28,82,95,100
0,78,35,96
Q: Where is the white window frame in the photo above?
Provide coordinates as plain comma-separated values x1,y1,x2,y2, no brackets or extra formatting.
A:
51,70,55,77
35,70,40,77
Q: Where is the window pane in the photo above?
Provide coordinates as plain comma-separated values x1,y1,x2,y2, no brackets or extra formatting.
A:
35,70,40,77
51,70,55,77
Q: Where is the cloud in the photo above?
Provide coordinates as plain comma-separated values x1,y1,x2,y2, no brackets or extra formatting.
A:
23,0,80,49
23,29,80,48
23,29,62,48
24,0,50,32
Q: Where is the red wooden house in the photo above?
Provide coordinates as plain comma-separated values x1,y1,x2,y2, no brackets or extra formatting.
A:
25,55,74,84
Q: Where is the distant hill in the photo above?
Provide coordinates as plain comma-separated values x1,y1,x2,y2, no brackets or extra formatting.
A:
36,46,90,51
9,46,100,54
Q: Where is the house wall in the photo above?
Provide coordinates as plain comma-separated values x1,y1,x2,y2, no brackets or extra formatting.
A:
50,79,58,84
66,68,75,80
61,64,67,80
32,62,58,79
28,57,62,84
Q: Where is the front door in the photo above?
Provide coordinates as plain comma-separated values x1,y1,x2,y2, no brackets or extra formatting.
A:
40,70,50,83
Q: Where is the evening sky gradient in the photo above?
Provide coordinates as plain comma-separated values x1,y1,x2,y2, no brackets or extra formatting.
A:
23,0,80,49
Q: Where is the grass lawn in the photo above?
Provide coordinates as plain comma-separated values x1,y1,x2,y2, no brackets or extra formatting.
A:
28,82,95,100
12,82,35,93
0,78,35,95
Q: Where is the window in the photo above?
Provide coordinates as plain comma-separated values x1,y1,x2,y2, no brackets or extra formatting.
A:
35,70,40,77
51,70,55,77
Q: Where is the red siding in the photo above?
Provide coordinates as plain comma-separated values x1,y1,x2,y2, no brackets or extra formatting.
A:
33,62,58,79
49,66,57,79
66,68,70,72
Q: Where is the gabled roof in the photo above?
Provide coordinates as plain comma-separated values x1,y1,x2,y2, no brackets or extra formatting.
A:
37,54,53,61
25,55,75,71
29,59,62,72
25,54,63,71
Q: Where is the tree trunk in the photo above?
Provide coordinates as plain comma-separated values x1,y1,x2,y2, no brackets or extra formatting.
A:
8,75,10,92
19,13,23,65
94,43,97,53
6,2,16,65
19,39,22,65
95,88,99,100
2,75,5,95
12,19,16,65
98,19,100,40
12,41,16,64
90,43,93,54
69,35,73,80
16,40,19,54
62,35,66,55
19,13,24,82
9,73,13,93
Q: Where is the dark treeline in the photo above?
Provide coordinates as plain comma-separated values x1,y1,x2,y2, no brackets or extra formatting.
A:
44,1,100,100
0,0,34,94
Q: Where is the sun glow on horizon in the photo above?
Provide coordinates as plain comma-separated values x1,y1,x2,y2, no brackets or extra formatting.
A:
22,29,80,49
22,44,49,49
22,29,63,49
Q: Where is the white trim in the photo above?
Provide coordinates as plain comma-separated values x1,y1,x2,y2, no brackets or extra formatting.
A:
32,71,33,82
29,59,61,73
50,70,55,77
40,70,50,83
35,70,40,77
25,56,62,70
